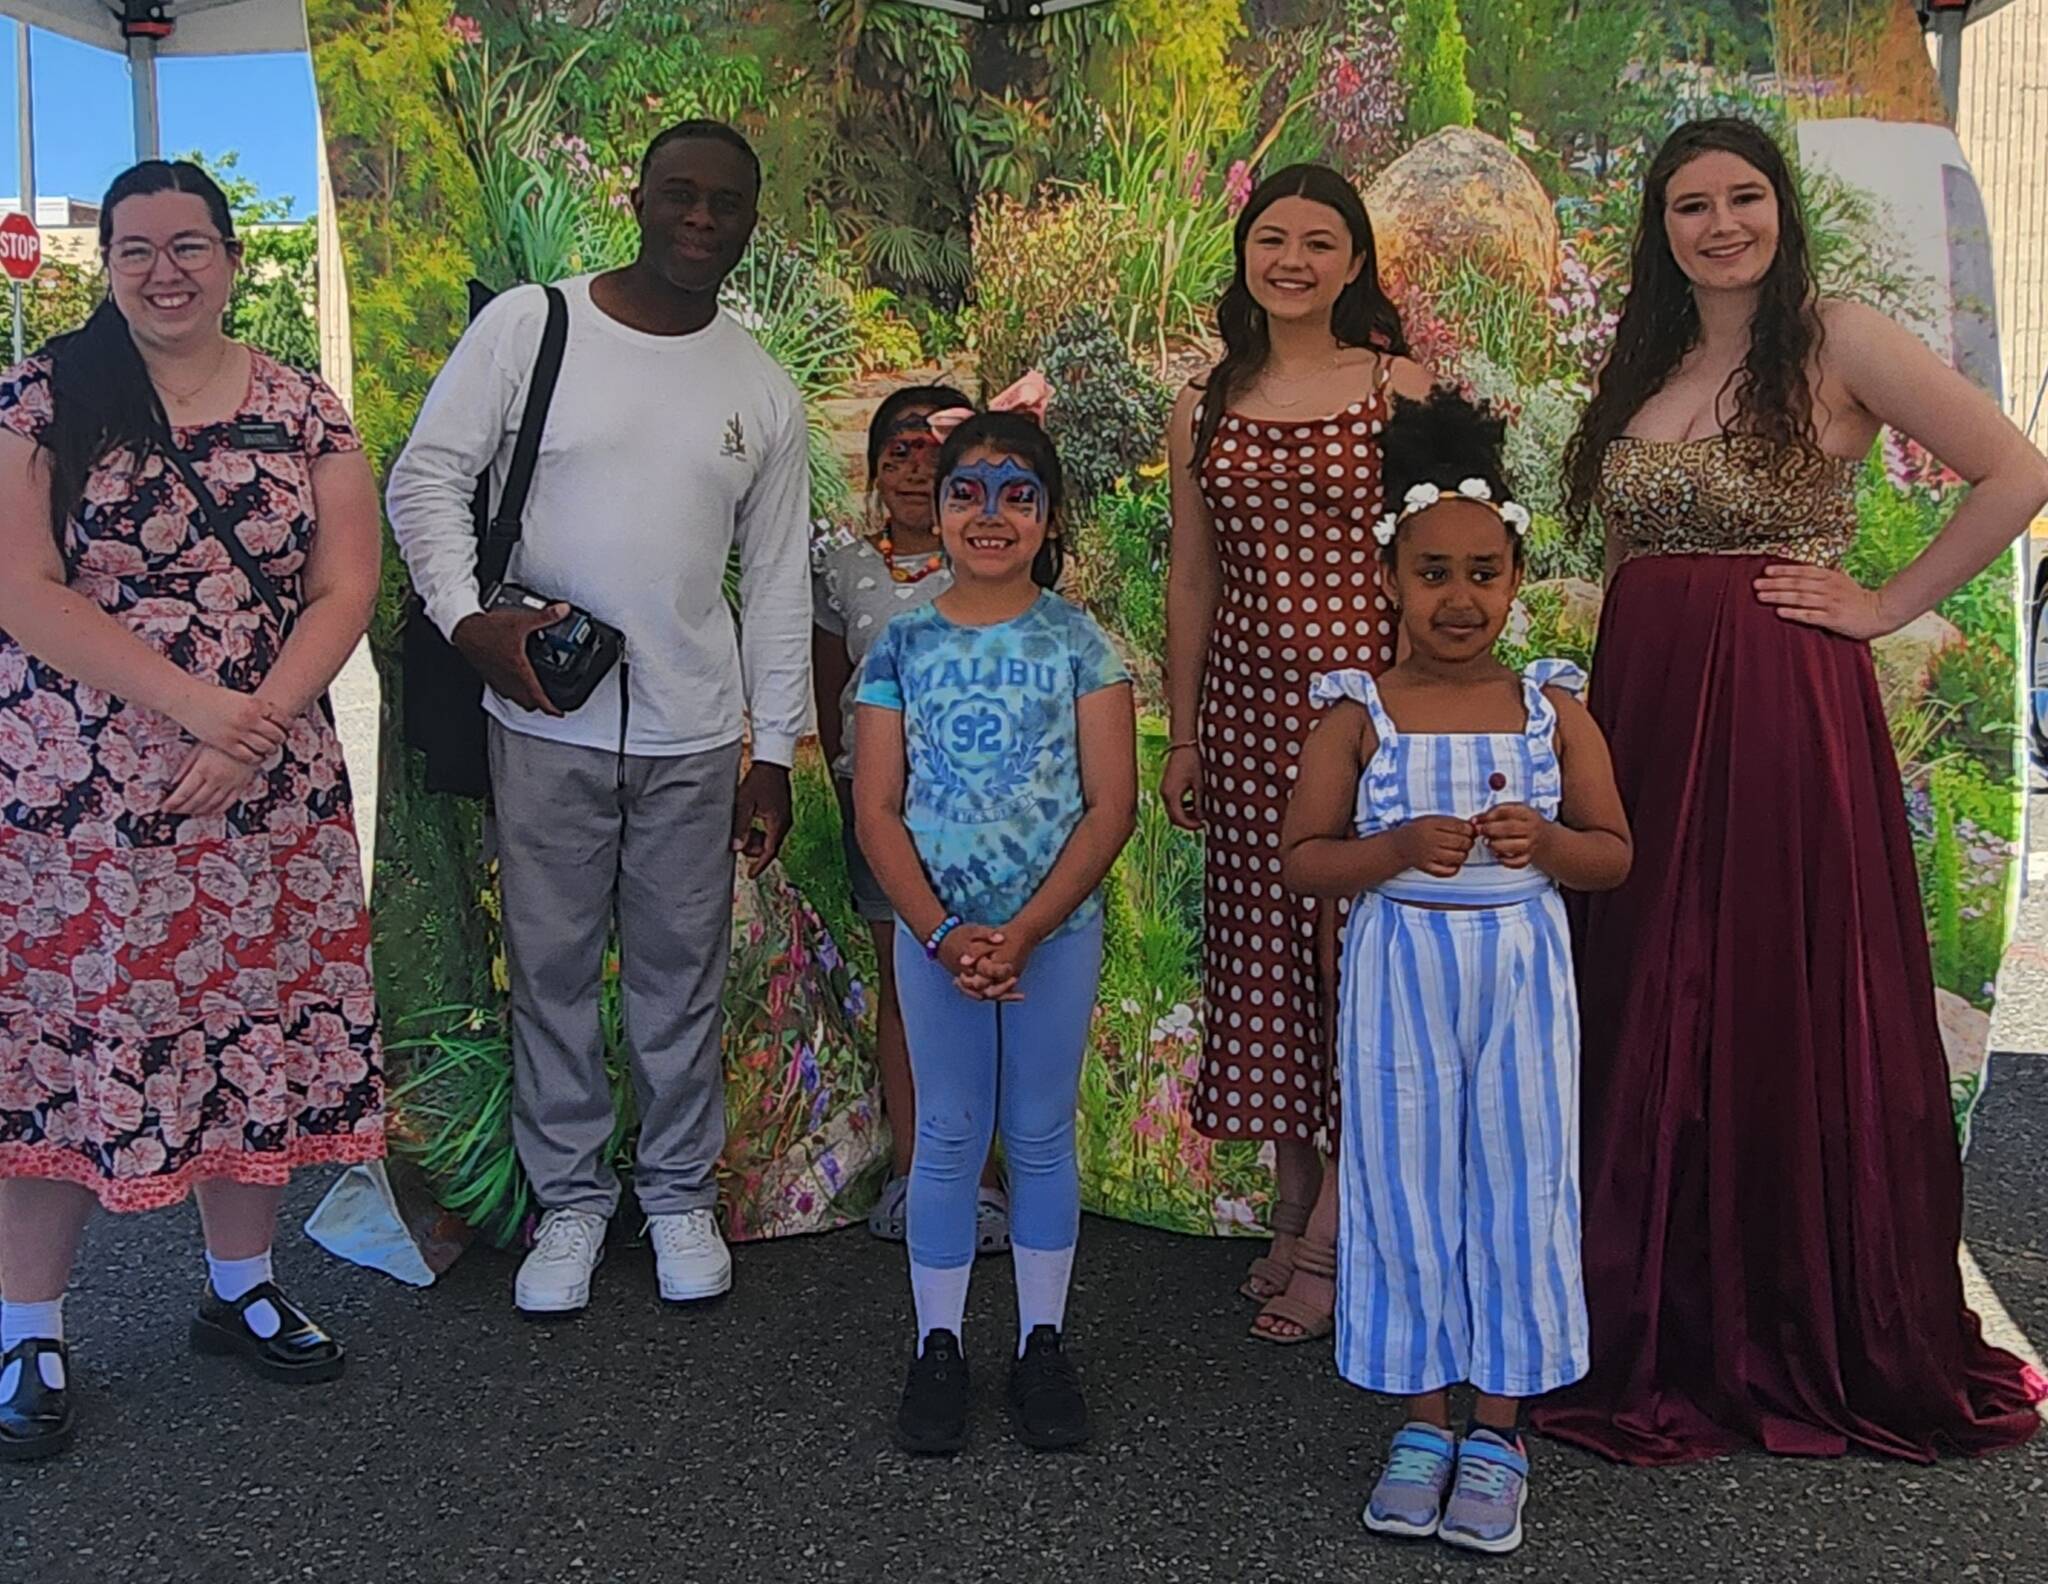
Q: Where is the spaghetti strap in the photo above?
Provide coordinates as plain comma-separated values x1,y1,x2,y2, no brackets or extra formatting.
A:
1310,668,1397,744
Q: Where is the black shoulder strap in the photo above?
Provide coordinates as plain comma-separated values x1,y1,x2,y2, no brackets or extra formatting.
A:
478,284,568,589
156,430,292,631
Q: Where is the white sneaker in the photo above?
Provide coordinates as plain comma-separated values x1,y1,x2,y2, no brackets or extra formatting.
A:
515,1208,608,1315
648,1209,733,1303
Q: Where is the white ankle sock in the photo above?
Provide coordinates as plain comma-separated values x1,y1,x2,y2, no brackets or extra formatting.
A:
0,1298,66,1390
1013,1243,1076,1355
909,1261,973,1353
207,1251,281,1338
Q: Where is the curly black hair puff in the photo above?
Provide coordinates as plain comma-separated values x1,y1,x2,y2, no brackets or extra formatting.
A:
1378,387,1520,565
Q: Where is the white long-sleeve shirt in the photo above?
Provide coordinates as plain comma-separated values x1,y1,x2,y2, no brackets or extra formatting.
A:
385,273,811,765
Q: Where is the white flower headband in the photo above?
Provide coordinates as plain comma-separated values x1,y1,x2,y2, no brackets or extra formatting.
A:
1373,478,1532,547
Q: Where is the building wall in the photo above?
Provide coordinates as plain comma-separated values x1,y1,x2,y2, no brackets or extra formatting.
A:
1956,0,2048,442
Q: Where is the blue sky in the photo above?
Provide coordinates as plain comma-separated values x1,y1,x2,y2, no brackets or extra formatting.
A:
0,21,319,218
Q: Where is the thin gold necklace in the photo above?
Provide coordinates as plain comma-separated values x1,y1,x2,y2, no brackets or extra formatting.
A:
153,342,231,406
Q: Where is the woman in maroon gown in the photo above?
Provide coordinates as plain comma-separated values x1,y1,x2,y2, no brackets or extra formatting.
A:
1530,117,2048,1464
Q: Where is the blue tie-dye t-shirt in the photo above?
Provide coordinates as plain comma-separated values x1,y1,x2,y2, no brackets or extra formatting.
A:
856,592,1129,937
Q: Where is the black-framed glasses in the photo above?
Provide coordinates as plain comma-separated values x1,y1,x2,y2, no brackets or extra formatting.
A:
105,233,228,278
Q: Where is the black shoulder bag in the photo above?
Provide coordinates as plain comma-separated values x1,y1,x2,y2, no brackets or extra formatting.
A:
154,422,337,728
399,282,569,799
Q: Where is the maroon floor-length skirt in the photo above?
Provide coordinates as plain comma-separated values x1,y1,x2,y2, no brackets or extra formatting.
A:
1530,554,2041,1465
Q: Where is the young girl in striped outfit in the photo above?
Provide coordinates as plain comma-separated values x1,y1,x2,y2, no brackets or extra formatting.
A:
1281,389,1632,1554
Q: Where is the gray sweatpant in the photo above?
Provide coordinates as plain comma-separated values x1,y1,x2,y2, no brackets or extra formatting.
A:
488,720,740,1218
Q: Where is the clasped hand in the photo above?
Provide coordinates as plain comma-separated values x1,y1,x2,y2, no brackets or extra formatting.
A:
1396,804,1552,875
164,683,289,817
939,923,1038,1002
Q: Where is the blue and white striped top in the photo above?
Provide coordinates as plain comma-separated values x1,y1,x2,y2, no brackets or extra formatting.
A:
1307,659,1586,908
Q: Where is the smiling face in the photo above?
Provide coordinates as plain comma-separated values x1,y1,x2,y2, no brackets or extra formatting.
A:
1387,500,1523,664
1242,195,1364,324
936,444,1051,585
874,413,941,533
1662,149,1781,294
103,190,238,351
634,135,757,295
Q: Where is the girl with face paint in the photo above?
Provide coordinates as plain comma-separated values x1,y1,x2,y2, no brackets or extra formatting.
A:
851,409,1136,1455
811,385,1014,1255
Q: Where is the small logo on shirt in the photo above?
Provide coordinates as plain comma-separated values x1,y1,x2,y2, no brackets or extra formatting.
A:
722,414,747,460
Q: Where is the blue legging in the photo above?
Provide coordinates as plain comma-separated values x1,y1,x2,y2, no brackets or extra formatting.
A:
894,917,1104,1270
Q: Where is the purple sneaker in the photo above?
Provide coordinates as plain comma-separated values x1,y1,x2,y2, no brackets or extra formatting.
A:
1362,1422,1457,1538
1438,1428,1530,1555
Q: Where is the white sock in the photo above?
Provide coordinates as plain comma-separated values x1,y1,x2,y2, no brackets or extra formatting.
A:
909,1261,973,1353
0,1298,66,1390
1013,1243,1077,1356
207,1251,281,1339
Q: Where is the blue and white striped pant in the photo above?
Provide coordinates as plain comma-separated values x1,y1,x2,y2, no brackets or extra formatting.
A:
1335,890,1589,1398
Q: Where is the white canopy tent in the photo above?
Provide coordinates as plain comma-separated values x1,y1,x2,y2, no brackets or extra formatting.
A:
1,0,307,158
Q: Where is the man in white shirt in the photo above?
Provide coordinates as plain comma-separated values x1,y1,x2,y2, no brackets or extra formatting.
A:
386,122,809,1315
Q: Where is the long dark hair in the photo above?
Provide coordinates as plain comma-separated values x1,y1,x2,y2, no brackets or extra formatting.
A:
43,160,239,536
1379,388,1522,568
1563,117,1820,528
866,382,971,477
1191,163,1408,468
932,410,1067,590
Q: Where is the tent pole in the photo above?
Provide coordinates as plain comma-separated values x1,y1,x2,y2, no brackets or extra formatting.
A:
130,35,160,159
12,23,31,364
1932,8,1965,123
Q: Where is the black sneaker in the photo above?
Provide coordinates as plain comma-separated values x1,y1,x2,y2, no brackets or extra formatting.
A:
1009,1325,1090,1450
0,1338,73,1462
896,1329,971,1455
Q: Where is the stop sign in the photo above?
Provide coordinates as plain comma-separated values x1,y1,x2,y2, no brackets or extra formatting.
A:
0,211,43,283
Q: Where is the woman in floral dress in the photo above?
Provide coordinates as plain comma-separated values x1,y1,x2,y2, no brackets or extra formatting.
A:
1164,164,1431,1342
0,162,383,1462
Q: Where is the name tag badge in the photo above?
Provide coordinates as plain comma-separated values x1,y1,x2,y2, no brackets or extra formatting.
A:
230,421,295,453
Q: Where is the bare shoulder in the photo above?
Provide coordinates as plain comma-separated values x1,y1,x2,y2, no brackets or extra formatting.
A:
1311,696,1378,767
1384,355,1435,401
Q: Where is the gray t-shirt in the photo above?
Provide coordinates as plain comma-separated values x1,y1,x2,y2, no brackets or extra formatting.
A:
812,533,952,780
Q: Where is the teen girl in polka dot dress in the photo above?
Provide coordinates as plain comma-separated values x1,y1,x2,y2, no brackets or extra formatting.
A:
1164,164,1432,1342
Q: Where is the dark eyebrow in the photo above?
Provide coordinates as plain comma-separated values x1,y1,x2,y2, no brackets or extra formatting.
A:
110,227,218,245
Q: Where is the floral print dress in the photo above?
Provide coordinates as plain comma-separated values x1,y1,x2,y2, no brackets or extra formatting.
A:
0,352,383,1211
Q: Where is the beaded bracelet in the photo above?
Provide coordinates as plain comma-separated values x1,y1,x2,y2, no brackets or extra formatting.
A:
924,915,964,960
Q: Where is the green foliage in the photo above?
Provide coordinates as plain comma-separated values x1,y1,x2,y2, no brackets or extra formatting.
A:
0,258,100,355
846,287,926,377
193,152,321,370
1035,308,1173,511
1459,0,1649,166
1078,480,1173,664
1086,76,1243,368
1458,352,1578,527
311,0,483,475
966,188,1130,393
1399,0,1477,138
1103,0,1247,124
1928,642,2020,785
719,230,858,518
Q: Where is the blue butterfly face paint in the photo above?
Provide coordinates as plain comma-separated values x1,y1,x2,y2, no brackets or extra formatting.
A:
940,457,1047,523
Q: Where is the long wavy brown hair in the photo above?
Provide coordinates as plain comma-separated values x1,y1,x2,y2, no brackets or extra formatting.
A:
1563,117,1822,529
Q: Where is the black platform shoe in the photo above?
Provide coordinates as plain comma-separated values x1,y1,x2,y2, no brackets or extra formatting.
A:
0,1338,74,1462
190,1283,347,1385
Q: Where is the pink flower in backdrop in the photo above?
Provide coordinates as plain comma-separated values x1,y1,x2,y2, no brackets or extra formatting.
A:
445,15,482,46
1223,161,1254,215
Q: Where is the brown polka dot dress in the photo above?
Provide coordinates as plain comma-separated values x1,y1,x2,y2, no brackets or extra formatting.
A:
1191,389,1395,1145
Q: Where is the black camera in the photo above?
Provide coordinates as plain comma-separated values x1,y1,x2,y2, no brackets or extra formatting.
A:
483,580,624,714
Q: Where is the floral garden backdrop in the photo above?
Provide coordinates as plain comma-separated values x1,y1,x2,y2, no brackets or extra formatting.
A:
304,0,2021,1250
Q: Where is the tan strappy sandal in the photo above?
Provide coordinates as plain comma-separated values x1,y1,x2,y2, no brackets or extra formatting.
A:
1249,1230,1335,1345
1238,1198,1310,1302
